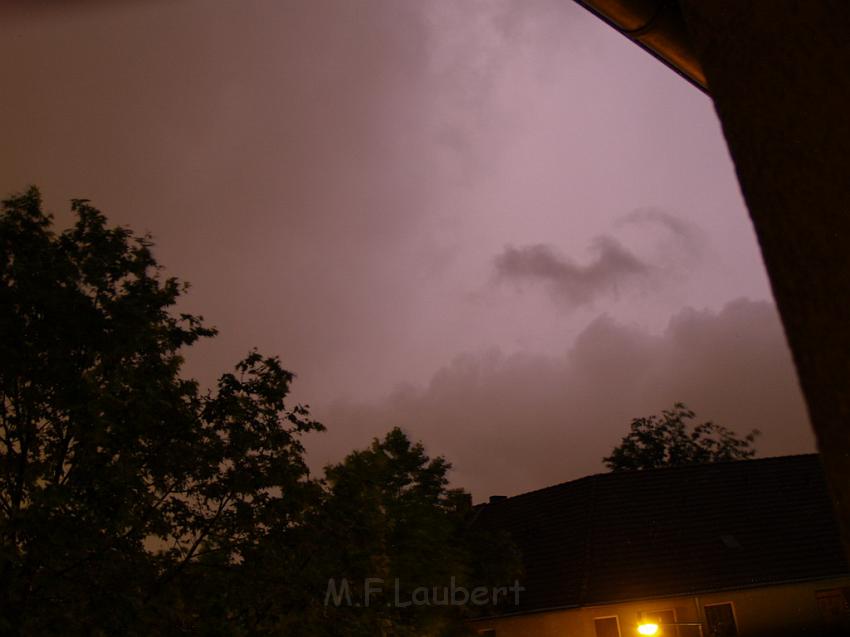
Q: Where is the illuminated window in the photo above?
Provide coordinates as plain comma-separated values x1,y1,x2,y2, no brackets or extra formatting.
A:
594,616,621,637
639,610,678,636
704,602,738,637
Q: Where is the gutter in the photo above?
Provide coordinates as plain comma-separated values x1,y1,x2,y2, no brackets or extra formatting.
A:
573,0,707,92
467,572,850,622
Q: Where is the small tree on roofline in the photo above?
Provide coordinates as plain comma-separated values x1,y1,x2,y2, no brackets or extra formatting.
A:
604,403,760,472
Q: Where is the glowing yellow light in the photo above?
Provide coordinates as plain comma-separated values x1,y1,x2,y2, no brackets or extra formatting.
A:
637,623,659,636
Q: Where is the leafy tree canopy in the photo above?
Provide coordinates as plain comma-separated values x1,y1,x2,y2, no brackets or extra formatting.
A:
0,186,325,634
604,403,760,472
305,427,521,637
0,187,517,636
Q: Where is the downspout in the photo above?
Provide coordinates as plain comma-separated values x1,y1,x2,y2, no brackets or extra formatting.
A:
572,0,707,92
694,595,705,636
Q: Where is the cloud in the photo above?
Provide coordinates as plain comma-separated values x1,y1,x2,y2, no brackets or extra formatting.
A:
618,207,706,271
495,237,650,306
618,207,702,243
313,298,813,500
493,211,705,309
0,0,599,405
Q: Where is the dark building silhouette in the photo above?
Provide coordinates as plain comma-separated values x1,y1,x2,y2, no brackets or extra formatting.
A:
473,455,850,636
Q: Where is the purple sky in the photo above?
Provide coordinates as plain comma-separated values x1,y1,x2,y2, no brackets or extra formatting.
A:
0,1,814,499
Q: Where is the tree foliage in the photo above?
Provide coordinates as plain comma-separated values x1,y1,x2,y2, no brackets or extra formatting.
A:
304,428,521,637
0,187,325,634
604,403,760,472
0,187,517,636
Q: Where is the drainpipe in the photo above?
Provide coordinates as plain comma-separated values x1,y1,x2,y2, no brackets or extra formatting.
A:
572,0,707,92
694,595,705,636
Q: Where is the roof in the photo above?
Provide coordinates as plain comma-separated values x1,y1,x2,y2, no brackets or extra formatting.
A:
475,454,849,615
573,0,707,91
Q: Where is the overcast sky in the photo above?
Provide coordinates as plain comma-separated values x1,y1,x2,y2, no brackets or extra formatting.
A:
0,0,814,499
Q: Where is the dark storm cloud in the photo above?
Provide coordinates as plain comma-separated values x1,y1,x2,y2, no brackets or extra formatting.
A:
317,299,813,500
495,238,649,306
493,211,704,307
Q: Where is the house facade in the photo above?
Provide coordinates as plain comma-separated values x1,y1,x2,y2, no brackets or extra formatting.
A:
471,455,850,637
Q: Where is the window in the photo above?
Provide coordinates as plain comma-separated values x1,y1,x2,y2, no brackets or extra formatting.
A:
705,603,738,637
594,616,621,637
816,588,850,629
639,609,678,636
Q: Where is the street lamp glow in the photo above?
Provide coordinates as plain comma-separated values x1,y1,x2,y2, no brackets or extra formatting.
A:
637,623,659,636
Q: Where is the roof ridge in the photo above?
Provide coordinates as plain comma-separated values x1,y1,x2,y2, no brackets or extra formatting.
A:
488,453,820,504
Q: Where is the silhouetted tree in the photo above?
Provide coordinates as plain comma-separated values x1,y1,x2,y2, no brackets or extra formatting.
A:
0,187,322,634
296,427,521,637
185,427,522,637
0,187,517,636
604,403,760,472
